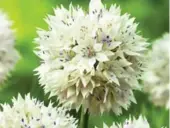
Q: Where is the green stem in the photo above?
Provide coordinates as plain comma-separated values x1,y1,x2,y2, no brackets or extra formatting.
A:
79,107,89,128
78,107,82,127
83,109,89,128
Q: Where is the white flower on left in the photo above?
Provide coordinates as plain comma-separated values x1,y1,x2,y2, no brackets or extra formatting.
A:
0,11,19,84
0,94,78,128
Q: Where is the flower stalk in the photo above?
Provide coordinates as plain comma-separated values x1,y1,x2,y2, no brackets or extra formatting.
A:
80,107,89,128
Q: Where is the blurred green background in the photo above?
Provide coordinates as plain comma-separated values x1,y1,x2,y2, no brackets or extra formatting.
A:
0,0,169,127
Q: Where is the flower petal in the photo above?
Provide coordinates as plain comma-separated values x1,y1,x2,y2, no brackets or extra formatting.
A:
96,53,109,62
106,41,122,50
89,0,104,14
94,43,103,52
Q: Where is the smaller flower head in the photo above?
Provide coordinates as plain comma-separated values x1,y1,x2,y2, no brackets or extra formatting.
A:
0,11,19,84
96,115,150,128
0,94,78,128
144,33,169,108
122,116,150,128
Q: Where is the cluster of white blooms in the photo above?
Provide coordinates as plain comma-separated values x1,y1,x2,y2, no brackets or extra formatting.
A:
97,115,150,128
0,94,78,128
144,33,169,108
35,0,148,114
0,11,19,84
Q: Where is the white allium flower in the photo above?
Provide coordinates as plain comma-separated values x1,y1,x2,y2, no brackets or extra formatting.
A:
144,33,169,108
96,115,150,128
0,94,78,128
35,0,148,114
0,11,19,84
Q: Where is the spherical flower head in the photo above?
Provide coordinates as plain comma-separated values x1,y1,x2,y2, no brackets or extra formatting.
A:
35,0,148,114
0,11,19,84
97,115,150,128
0,94,78,128
143,33,169,108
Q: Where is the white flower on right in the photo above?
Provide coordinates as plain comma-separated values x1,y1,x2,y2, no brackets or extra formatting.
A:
0,11,19,84
97,115,150,128
0,94,78,128
144,33,169,108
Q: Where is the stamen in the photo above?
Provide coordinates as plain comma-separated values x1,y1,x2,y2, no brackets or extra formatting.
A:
81,46,95,58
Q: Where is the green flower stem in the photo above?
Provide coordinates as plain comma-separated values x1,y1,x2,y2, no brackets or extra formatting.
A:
79,107,89,128
83,110,89,128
